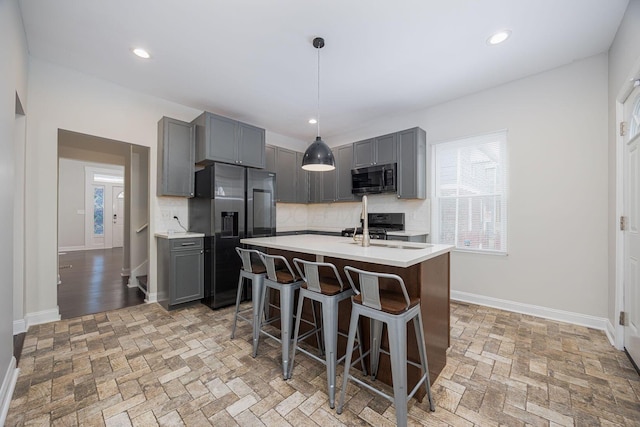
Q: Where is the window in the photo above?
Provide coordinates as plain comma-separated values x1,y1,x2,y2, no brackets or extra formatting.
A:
631,93,640,139
93,186,104,236
432,130,508,253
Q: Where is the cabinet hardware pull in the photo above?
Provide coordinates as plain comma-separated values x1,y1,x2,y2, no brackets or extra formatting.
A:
181,242,196,246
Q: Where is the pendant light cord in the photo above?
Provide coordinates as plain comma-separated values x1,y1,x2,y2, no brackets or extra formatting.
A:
316,43,321,138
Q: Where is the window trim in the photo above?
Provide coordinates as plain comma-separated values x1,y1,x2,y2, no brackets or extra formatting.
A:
431,130,508,254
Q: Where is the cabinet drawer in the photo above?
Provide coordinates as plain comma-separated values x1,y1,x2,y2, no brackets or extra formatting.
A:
170,238,203,251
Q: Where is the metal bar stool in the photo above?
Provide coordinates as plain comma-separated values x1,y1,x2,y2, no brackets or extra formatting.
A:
257,252,305,379
230,247,267,357
336,266,435,426
288,259,367,409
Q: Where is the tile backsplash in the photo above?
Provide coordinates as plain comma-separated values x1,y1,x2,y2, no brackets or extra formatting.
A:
277,194,430,233
156,197,189,233
157,194,430,235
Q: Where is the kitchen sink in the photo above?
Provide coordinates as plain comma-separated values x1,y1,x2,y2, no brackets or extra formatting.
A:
344,241,432,250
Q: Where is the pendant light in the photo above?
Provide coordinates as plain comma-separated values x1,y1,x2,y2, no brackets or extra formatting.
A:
302,37,335,171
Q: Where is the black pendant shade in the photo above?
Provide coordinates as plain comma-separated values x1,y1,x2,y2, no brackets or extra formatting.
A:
302,136,335,171
302,36,335,171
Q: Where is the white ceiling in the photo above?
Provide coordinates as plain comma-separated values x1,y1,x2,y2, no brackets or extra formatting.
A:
18,0,628,142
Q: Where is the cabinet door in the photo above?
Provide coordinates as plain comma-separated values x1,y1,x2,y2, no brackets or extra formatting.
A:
353,139,375,167
238,122,265,168
171,249,204,304
336,145,355,201
397,128,426,199
207,114,238,164
295,152,308,203
308,171,321,203
265,145,276,173
321,168,337,202
157,117,195,197
276,148,296,202
375,132,397,165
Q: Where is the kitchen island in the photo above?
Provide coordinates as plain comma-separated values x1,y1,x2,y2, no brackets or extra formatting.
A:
240,234,453,393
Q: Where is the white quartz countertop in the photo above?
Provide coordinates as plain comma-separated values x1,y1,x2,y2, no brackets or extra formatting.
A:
240,235,453,268
154,232,205,239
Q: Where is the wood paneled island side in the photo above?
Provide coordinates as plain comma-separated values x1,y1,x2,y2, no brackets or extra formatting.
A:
240,235,453,393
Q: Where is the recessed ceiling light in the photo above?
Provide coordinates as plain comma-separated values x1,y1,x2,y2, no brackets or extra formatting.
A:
132,48,151,59
487,30,511,45
308,118,317,124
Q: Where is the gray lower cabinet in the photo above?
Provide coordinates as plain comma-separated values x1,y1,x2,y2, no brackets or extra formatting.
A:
397,127,426,199
157,237,204,309
192,111,265,168
353,133,397,167
157,117,195,197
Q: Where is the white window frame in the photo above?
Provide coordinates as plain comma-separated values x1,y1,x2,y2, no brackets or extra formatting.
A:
431,130,508,255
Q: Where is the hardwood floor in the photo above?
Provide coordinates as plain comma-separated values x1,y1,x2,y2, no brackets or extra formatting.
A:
57,248,144,320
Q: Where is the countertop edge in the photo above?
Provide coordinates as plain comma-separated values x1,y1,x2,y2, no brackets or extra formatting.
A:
155,232,205,239
241,235,452,268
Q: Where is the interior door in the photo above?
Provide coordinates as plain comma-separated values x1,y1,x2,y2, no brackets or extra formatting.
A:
624,84,640,367
112,186,124,248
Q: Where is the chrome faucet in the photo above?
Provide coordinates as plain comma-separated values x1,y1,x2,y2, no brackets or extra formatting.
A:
361,195,370,247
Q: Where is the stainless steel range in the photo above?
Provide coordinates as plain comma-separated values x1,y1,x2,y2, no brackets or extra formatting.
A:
341,212,404,240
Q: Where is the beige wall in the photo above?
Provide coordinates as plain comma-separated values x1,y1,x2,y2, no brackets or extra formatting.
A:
319,54,609,323
1,0,29,418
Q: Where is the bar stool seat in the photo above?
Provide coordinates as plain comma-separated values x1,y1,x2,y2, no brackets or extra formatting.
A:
257,253,305,379
230,248,267,358
337,266,435,427
288,259,366,409
352,291,420,314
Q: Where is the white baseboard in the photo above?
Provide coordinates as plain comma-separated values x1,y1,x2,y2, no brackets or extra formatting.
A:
0,357,19,427
25,308,61,328
145,292,157,303
605,320,618,348
13,319,26,335
451,290,609,332
58,245,86,252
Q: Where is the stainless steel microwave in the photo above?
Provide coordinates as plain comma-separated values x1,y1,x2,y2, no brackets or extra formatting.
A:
351,163,397,195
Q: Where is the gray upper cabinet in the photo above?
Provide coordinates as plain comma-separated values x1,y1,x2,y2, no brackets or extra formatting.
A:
238,123,266,168
336,144,356,201
266,145,308,203
353,133,397,167
265,145,276,173
295,152,308,203
308,171,321,203
320,168,337,202
397,127,426,199
192,111,265,168
276,147,296,202
318,144,354,203
157,116,195,197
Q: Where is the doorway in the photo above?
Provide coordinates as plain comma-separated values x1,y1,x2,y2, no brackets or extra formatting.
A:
622,81,640,369
57,129,149,319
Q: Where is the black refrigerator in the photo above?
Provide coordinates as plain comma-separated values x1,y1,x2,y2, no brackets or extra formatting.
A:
188,163,276,309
